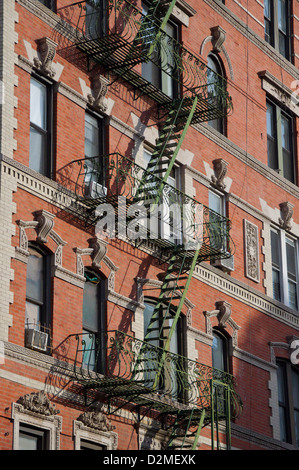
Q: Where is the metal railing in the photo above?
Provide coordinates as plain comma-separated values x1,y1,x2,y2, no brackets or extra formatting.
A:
71,330,242,419
58,153,234,261
57,0,233,121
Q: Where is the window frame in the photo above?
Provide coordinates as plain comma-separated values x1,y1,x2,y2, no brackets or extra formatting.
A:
29,75,54,178
207,53,226,135
25,244,52,352
84,111,106,194
82,269,107,373
19,424,50,450
270,227,299,310
276,359,299,447
212,328,230,374
141,1,180,99
266,98,296,184
264,0,292,62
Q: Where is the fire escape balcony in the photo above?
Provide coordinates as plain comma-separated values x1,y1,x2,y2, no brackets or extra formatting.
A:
69,330,242,445
57,0,233,123
60,152,234,264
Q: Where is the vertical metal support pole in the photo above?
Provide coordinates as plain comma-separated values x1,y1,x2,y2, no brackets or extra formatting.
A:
210,379,214,451
226,387,231,450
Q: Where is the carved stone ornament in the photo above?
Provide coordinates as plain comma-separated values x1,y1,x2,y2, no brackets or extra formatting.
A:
279,201,294,231
17,391,60,416
215,300,232,328
210,26,226,53
244,219,260,282
211,158,228,190
34,37,57,78
33,209,55,243
89,237,108,269
88,75,110,112
77,409,116,432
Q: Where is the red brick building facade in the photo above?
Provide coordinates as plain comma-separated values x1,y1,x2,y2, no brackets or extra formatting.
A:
0,0,298,451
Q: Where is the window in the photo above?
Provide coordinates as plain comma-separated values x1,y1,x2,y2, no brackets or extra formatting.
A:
264,0,292,61
266,100,295,184
141,2,179,98
142,150,182,244
212,329,229,373
143,300,185,396
29,77,53,177
84,113,106,197
271,228,299,310
85,0,107,38
38,0,56,11
19,425,49,450
80,440,106,450
277,360,299,447
209,188,227,253
207,54,225,134
82,270,106,372
25,246,51,352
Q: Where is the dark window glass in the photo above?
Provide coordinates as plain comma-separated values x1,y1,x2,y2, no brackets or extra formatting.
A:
212,330,229,373
277,360,299,447
207,54,225,134
25,246,51,352
266,99,295,184
82,271,106,372
19,425,49,450
80,440,106,450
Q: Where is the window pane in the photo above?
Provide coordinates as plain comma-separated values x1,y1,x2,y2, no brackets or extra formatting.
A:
271,230,280,267
29,127,46,174
277,363,288,442
25,301,41,327
85,114,100,159
286,239,296,277
83,280,99,331
278,0,287,33
266,102,275,137
212,333,225,371
281,115,291,151
30,79,46,129
26,253,44,302
209,191,221,215
19,433,39,450
144,303,159,347
264,0,271,19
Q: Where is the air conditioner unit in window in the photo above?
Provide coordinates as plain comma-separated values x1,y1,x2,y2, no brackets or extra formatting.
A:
25,328,48,352
211,254,234,273
86,181,107,199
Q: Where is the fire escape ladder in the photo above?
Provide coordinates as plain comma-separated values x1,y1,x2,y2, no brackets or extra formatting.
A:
134,95,198,206
167,408,206,450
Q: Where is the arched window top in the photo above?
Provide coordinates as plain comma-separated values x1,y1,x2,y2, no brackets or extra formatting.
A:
207,53,225,79
212,328,229,373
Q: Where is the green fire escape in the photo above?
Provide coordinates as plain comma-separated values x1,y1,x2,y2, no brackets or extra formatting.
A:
58,0,241,449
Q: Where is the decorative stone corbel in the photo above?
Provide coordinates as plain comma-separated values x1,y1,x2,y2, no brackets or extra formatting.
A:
88,75,110,112
77,409,116,432
211,158,228,190
89,237,108,269
279,201,294,231
215,300,232,328
33,210,55,243
34,37,57,78
210,26,226,53
17,391,60,417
